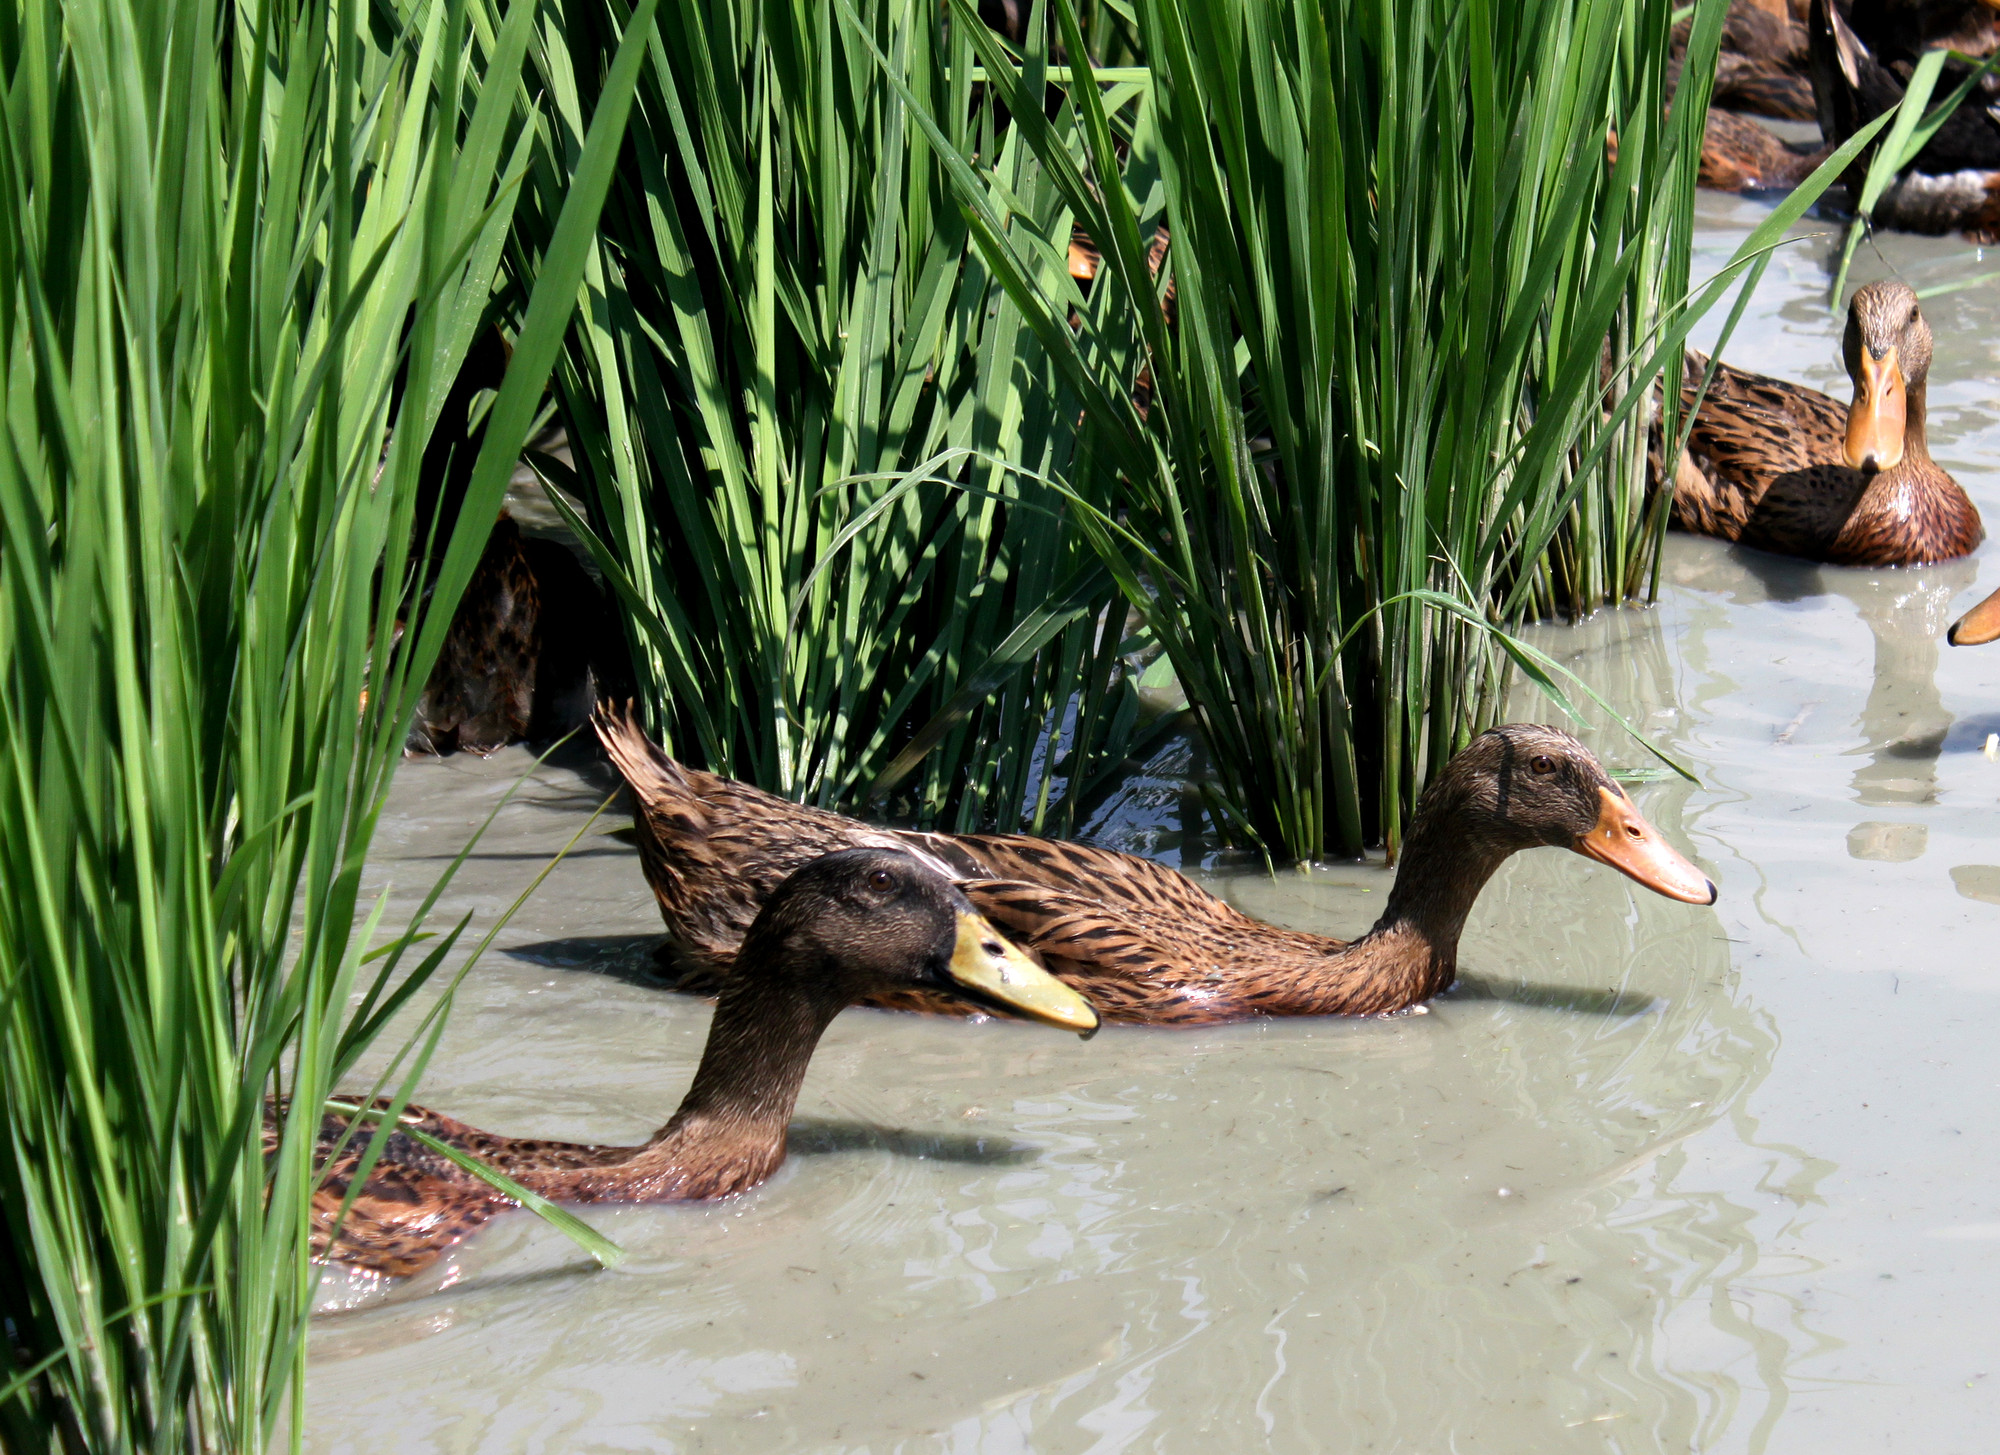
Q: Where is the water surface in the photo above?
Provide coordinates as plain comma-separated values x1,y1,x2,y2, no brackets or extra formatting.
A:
305,198,2000,1453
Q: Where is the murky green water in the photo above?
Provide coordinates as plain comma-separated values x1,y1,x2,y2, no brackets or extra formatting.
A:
303,197,2000,1452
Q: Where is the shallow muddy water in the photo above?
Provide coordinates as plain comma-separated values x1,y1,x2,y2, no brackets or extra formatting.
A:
303,198,2000,1452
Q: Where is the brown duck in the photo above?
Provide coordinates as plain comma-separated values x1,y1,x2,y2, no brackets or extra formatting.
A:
600,711,1717,1028
1668,279,1984,565
297,849,1097,1276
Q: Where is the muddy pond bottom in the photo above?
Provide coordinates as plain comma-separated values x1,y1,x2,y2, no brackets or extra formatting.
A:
303,201,2000,1452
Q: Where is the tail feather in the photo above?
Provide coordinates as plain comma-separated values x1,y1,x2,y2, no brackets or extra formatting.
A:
592,700,691,799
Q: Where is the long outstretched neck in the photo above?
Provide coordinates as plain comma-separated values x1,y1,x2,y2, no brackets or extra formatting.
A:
569,955,844,1202
1332,797,1514,1014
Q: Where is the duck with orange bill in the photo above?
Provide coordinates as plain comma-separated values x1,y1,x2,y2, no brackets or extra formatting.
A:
597,710,1717,1028
1667,279,1983,566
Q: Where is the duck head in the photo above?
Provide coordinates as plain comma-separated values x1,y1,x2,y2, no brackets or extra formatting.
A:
1842,280,1932,474
1410,724,1717,905
746,848,1101,1036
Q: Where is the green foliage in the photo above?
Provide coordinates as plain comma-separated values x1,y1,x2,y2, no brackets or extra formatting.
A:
0,0,649,1446
511,0,1158,833
885,0,1738,859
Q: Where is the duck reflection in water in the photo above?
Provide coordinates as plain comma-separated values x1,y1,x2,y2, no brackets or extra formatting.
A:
1671,544,1975,855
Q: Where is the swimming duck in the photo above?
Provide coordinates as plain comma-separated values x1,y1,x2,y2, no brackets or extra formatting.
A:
598,711,1716,1028
1667,279,1984,565
1809,0,2000,240
1947,581,2000,642
299,849,1097,1275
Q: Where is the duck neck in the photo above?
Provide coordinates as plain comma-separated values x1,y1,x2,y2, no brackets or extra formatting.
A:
574,963,844,1201
1336,808,1515,1012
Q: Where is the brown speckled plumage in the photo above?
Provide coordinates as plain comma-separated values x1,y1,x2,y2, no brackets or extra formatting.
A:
286,850,1091,1276
408,513,610,755
1667,280,1983,565
599,710,1716,1028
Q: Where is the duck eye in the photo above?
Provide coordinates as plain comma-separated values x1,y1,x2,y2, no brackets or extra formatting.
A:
867,869,894,892
1529,754,1557,775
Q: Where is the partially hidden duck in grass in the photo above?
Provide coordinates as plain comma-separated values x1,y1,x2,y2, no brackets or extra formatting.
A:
1667,279,1984,566
295,849,1098,1276
597,709,1717,1029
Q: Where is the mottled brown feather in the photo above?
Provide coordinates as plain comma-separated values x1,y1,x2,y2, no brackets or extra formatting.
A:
599,711,1711,1028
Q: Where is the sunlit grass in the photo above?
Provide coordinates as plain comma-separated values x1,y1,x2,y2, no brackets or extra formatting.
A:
508,0,1161,834
893,0,1875,859
0,0,652,1446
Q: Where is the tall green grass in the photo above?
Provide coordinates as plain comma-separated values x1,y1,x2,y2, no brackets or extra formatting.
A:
0,0,650,1447
510,0,1159,833
876,0,1727,858
892,0,1884,860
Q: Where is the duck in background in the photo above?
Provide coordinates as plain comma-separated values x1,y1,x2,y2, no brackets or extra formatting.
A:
597,709,1716,1029
1810,0,2000,239
298,849,1099,1276
400,328,627,756
1666,279,1984,565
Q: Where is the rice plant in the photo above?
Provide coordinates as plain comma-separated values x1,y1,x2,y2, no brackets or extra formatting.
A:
0,0,652,1447
508,0,1159,834
902,0,1872,860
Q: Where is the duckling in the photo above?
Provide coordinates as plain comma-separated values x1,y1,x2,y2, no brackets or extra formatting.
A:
299,849,1098,1275
1668,279,1983,565
598,710,1716,1028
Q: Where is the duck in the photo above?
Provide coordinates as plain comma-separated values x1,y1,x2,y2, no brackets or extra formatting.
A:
296,848,1098,1276
407,511,617,756
399,328,627,756
1699,108,1833,191
1666,279,1984,565
1809,0,2000,240
597,710,1717,1028
1947,581,2000,642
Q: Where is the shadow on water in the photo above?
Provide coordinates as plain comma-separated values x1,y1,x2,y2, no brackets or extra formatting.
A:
1445,973,1661,1017
506,934,674,988
785,1119,1038,1167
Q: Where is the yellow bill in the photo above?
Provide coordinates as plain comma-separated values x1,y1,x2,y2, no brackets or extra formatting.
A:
946,911,1100,1037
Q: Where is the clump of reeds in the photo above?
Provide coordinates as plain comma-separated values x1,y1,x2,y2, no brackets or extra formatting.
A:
511,0,1160,834
0,0,652,1446
902,0,1874,859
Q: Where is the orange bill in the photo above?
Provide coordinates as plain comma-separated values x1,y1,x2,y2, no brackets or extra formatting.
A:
1948,584,2000,647
1572,786,1717,904
1843,344,1906,472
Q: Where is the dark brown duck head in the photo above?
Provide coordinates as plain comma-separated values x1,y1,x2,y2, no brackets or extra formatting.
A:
734,847,1100,1035
626,848,1097,1201
1397,724,1716,902
1371,726,1715,996
1947,582,2000,646
1842,280,1932,475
